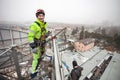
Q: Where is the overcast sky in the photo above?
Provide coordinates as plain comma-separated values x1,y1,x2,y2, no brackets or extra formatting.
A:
0,0,120,26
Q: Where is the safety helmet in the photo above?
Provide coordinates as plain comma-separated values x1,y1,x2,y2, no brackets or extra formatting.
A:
36,9,45,17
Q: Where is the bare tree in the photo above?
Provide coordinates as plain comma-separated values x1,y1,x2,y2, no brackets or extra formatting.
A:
79,26,84,40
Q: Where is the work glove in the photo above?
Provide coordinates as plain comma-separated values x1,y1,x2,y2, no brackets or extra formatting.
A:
44,31,51,38
41,40,46,45
29,42,37,49
29,42,37,53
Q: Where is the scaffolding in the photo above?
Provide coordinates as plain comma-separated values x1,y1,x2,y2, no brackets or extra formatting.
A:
0,27,67,80
0,27,119,80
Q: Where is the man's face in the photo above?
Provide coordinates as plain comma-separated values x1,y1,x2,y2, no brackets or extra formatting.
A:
37,14,45,22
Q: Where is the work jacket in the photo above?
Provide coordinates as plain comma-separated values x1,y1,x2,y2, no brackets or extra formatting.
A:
28,18,48,42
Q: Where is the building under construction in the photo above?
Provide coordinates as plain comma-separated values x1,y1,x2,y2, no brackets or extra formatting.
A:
0,27,120,80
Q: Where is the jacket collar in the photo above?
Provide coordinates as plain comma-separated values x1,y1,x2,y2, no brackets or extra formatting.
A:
36,18,45,25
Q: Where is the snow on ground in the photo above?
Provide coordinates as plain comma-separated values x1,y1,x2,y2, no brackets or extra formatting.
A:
61,46,120,80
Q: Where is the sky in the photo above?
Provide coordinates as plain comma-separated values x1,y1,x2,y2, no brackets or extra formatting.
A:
0,0,120,26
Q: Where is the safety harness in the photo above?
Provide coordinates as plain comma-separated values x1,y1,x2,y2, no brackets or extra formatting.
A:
34,21,47,35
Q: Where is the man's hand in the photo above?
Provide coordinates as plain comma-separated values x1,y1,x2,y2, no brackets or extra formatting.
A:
41,40,46,45
29,42,36,49
29,42,38,53
44,31,51,38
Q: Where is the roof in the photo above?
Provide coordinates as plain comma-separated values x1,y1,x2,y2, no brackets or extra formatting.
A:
61,46,120,80
75,38,95,45
67,39,75,42
100,52,120,80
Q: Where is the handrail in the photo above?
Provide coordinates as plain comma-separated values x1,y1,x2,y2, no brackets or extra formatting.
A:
0,27,28,51
0,28,28,33
52,28,66,80
52,30,62,80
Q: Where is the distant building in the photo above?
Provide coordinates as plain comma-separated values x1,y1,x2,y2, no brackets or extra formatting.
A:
66,27,72,39
74,38,95,52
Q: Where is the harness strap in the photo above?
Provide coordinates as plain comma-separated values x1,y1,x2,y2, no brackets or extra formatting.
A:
34,21,46,35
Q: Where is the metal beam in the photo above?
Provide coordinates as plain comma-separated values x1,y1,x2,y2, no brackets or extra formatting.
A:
0,29,4,45
10,29,14,45
52,29,62,80
12,47,23,80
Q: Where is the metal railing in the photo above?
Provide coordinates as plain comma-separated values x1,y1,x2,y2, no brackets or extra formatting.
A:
52,28,66,80
0,27,67,80
0,28,31,80
0,27,28,48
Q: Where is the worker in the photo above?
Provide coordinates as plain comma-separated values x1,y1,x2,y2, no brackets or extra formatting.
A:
28,9,50,79
68,60,83,80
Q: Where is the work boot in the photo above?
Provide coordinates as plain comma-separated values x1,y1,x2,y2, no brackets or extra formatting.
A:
30,71,38,79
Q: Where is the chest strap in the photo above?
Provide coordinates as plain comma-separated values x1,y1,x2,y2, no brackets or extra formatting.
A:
34,21,46,34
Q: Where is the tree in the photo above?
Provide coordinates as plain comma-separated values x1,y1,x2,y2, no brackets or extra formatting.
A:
71,29,76,35
71,27,79,35
84,30,90,38
95,27,101,34
114,33,120,49
79,26,84,40
101,28,106,36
